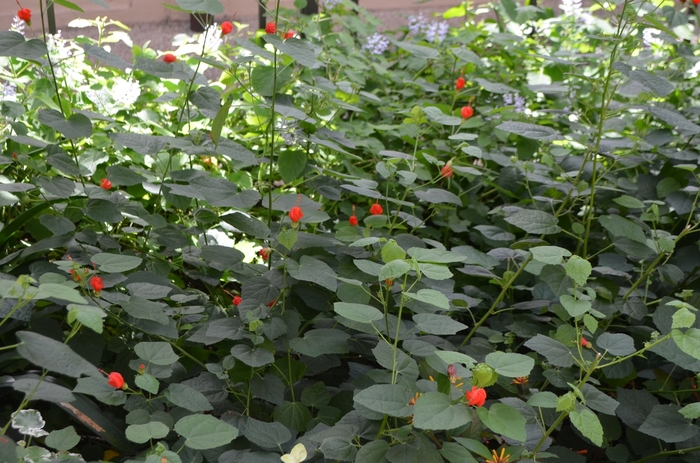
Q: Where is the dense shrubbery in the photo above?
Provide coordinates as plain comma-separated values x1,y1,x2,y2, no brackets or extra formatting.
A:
2,0,700,461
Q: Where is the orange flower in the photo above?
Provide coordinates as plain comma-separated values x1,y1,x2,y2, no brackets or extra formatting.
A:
485,448,510,463
511,376,528,385
465,386,486,407
441,163,453,178
461,105,474,119
107,372,125,389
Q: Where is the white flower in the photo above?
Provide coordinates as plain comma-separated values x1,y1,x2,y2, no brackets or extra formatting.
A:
2,82,17,102
426,20,449,43
111,77,141,108
323,0,342,7
408,13,428,34
362,33,390,55
12,410,49,438
642,28,663,48
281,444,307,463
197,23,223,53
560,0,582,17
10,15,25,36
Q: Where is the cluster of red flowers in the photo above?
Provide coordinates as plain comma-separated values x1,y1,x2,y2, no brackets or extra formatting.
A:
454,75,474,120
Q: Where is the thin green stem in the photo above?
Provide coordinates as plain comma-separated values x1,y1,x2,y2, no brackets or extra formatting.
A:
461,255,533,347
629,446,700,463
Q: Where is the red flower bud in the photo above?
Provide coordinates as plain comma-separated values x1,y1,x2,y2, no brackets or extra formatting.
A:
90,276,104,293
455,77,466,90
465,386,486,407
284,30,295,39
233,295,242,306
581,337,590,348
17,8,31,23
267,299,277,307
107,372,125,389
447,364,457,378
265,22,277,34
100,178,112,190
221,21,234,35
441,164,453,178
163,53,176,63
461,105,474,120
349,215,358,226
369,203,383,215
259,248,270,261
289,206,303,224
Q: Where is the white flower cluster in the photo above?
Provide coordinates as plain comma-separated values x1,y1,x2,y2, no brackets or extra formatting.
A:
642,28,663,48
10,15,25,36
560,0,582,17
323,0,342,7
86,77,141,115
362,33,390,55
197,23,223,54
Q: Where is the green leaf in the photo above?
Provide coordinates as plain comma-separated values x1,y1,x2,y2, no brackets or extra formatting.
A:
414,188,462,206
243,417,291,449
134,374,160,394
189,86,220,119
565,256,592,286
527,391,559,408
596,333,635,355
134,342,179,365
524,334,574,367
613,195,645,209
36,283,87,304
628,69,675,97
638,404,697,443
290,329,350,357
530,246,572,265
395,41,440,59
16,331,100,378
221,212,270,239
404,289,450,310
480,403,527,442
301,382,332,408
413,392,472,430
0,32,48,61
495,121,562,141
599,215,647,243
67,304,107,334
286,256,337,291
45,426,80,451
379,260,411,281
372,342,419,381
264,35,322,68
559,295,591,318
356,440,390,463
174,415,237,450
423,107,462,126
334,302,383,323
672,328,700,360
505,209,561,235
649,106,700,135
274,401,311,432
175,0,224,14
353,384,413,417
86,199,123,223
211,95,233,148
230,344,275,367
251,65,293,97
440,442,478,463
165,383,213,412
485,352,534,378
382,240,407,263
125,422,170,444
277,228,298,251
278,150,307,183
54,0,85,12
679,403,700,419
672,308,696,329
413,314,468,335
38,110,92,139
570,407,604,446
92,253,143,273
407,248,467,264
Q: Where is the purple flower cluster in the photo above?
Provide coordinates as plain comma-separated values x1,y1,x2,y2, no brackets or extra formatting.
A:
503,93,527,113
362,33,390,55
407,14,448,43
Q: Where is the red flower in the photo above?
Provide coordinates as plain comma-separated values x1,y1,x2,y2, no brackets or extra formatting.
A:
163,53,176,63
461,106,474,120
259,248,270,261
465,386,486,407
455,77,466,90
107,372,125,389
233,295,242,306
284,30,295,39
349,215,358,226
265,22,277,34
17,8,31,23
267,299,276,307
90,276,104,293
289,206,304,224
221,21,234,35
370,203,383,215
441,164,453,178
581,337,591,348
100,178,112,190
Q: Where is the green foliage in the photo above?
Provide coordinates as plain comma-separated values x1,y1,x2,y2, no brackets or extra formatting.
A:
2,0,700,462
